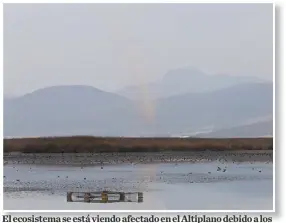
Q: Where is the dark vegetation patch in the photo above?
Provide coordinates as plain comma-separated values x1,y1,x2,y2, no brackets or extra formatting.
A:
4,136,273,153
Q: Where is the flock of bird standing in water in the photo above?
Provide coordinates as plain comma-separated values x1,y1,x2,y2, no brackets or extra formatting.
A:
3,152,271,191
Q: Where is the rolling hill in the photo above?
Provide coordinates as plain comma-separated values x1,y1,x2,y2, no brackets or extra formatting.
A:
4,82,273,137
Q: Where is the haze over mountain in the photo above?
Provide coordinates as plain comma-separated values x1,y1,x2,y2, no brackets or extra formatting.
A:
153,82,273,136
116,67,266,99
4,85,140,137
4,94,16,100
4,81,273,138
4,4,273,138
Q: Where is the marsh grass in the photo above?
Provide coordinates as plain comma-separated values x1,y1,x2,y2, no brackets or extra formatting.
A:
4,136,273,153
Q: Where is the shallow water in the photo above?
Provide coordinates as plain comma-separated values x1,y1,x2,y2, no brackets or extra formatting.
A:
4,159,273,211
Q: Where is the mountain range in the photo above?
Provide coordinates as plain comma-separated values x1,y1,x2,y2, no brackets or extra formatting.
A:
116,67,266,99
4,69,273,138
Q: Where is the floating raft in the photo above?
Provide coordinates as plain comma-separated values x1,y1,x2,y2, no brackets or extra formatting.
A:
67,191,143,203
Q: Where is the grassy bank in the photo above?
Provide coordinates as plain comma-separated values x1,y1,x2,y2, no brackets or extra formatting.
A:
3,136,273,153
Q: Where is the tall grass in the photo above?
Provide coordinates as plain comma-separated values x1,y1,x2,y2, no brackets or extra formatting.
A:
3,136,273,153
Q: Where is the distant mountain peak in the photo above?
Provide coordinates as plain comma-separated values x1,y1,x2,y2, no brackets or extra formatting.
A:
28,85,105,94
117,67,267,99
18,85,116,101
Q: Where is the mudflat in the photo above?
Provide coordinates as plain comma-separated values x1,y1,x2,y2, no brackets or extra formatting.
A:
4,150,272,166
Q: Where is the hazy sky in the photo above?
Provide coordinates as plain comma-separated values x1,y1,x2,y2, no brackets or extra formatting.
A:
4,3,273,96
